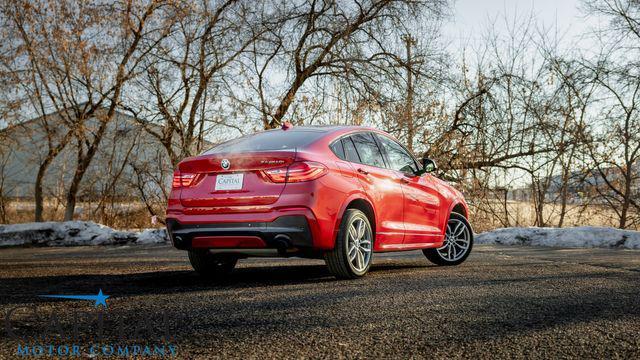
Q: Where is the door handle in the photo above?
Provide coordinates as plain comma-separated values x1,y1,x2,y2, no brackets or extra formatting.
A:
357,168,369,175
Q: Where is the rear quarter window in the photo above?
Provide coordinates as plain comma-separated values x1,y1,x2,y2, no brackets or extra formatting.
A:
350,133,385,168
330,139,345,159
342,137,361,163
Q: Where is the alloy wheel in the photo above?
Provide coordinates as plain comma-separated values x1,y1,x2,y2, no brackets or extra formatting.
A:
437,218,471,262
347,217,372,272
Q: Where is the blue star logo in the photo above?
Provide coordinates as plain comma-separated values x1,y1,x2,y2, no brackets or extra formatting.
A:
39,289,110,308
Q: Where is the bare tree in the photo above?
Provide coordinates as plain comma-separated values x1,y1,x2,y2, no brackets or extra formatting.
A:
0,144,13,223
581,61,640,228
2,0,170,220
128,0,260,166
544,56,596,227
242,0,447,129
0,1,76,221
410,11,589,228
581,0,640,228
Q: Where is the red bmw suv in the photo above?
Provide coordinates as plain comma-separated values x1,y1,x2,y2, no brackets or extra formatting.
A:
166,125,473,279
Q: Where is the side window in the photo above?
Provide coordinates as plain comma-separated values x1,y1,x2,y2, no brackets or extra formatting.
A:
342,137,360,163
376,134,418,174
330,140,345,159
350,133,386,168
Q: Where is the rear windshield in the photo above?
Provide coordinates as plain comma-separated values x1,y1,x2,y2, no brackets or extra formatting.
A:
204,130,325,154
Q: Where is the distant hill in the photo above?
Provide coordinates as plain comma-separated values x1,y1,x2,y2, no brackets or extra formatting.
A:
0,107,173,200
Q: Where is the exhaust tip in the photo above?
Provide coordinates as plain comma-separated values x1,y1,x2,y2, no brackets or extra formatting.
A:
273,234,291,249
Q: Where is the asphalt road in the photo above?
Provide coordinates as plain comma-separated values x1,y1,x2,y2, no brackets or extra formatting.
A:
0,244,639,359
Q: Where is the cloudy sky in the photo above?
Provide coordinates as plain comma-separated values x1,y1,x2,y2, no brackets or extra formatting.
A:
443,0,604,52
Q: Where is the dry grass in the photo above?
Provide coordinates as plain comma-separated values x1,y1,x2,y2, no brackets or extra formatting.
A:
1,199,636,232
1,200,164,230
469,200,633,233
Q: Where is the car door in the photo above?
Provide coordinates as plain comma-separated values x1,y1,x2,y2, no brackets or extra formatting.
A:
374,134,442,245
346,132,405,247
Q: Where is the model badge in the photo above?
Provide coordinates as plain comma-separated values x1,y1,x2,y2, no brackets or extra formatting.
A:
260,160,285,164
221,159,230,170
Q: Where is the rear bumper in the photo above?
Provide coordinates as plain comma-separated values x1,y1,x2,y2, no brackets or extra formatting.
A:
166,215,313,252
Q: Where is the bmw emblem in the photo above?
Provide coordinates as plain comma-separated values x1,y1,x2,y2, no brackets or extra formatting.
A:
221,159,230,170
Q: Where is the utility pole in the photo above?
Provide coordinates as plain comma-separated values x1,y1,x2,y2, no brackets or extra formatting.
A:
402,34,416,152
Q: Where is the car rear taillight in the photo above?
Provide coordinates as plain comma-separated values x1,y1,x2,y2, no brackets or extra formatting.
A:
262,161,327,183
172,172,197,188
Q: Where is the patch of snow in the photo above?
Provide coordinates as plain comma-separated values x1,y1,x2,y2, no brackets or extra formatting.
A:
0,221,168,247
476,226,640,249
135,228,169,245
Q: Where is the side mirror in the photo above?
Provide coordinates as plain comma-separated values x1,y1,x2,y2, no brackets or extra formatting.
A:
422,157,437,173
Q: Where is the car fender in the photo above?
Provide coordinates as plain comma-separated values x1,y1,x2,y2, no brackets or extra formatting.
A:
333,191,378,239
440,195,469,234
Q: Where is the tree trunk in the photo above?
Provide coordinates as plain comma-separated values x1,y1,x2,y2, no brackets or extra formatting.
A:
502,189,509,227
63,139,106,220
63,185,78,221
0,179,6,224
619,174,632,229
536,201,544,227
557,168,570,228
0,197,5,224
63,121,110,221
403,35,415,152
619,200,629,229
269,79,303,129
63,143,86,221
531,180,545,227
268,65,321,129
557,188,568,228
34,145,68,221
34,162,49,222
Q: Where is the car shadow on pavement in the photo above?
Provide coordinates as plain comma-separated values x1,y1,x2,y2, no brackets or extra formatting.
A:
0,261,434,306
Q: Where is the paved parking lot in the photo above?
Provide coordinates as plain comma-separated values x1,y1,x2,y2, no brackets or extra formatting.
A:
1,244,639,358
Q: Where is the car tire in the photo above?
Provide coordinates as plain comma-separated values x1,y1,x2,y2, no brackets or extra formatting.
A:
324,209,374,279
423,212,473,266
188,250,238,277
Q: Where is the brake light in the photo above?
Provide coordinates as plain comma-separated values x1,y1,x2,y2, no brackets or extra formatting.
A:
262,167,288,183
262,161,327,183
172,172,197,188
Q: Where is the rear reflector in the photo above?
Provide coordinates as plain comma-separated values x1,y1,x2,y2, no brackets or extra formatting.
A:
192,236,266,248
262,161,327,183
172,172,197,188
